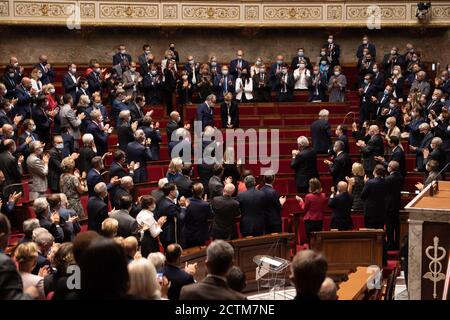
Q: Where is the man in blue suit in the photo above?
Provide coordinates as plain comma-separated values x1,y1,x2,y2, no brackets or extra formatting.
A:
213,66,235,102
14,78,36,119
260,174,286,234
62,64,79,102
236,175,267,236
111,88,131,124
196,94,216,130
112,44,132,66
125,129,152,184
86,109,110,157
229,50,249,78
33,55,55,85
361,164,388,229
86,156,119,198
182,183,213,248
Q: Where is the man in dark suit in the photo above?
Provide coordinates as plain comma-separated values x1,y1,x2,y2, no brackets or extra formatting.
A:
359,73,378,125
356,35,377,60
220,94,239,128
328,181,353,231
0,140,23,197
180,240,246,300
275,65,294,102
361,165,388,229
85,109,109,157
47,136,65,193
162,244,195,300
166,111,183,143
410,123,433,171
162,61,178,116
324,35,340,68
138,44,151,75
126,129,152,184
112,45,132,66
110,176,137,215
356,125,384,175
17,119,39,173
290,136,319,193
109,195,139,238
236,176,267,237
109,150,135,179
210,183,240,240
372,65,385,93
424,137,447,173
33,55,55,85
291,48,312,70
310,109,332,154
111,89,131,125
229,50,250,78
129,95,149,126
174,164,193,199
155,183,188,249
324,140,352,187
182,183,213,248
425,89,444,117
62,64,79,102
374,84,393,118
14,78,36,119
334,124,349,154
86,63,109,96
260,174,286,234
375,136,406,177
87,182,109,233
184,56,200,86
213,66,235,102
86,156,118,198
3,65,20,99
382,46,404,77
196,94,216,130
252,66,271,102
384,161,404,250
116,110,136,151
208,164,230,200
269,55,285,90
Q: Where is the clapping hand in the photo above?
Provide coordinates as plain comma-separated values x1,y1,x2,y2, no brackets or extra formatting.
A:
295,195,303,203
364,175,369,183
185,262,198,275
279,196,287,206
9,191,22,203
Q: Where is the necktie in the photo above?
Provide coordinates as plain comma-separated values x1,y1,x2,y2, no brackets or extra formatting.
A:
224,76,227,92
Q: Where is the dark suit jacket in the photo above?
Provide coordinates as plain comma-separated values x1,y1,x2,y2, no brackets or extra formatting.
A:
174,175,193,199
208,175,224,200
361,177,387,224
112,52,132,66
0,151,22,197
328,192,353,230
33,63,55,85
220,101,239,128
86,169,104,197
210,195,240,240
62,72,78,101
0,252,32,300
182,197,213,247
361,134,384,172
360,83,378,111
291,55,312,69
260,184,282,231
48,147,63,192
290,147,318,189
76,147,96,175
213,74,235,101
116,123,134,151
109,162,129,179
252,72,271,102
324,42,340,66
236,187,267,236
111,98,129,125
388,146,406,177
166,119,181,143
87,195,108,233
356,43,377,59
385,172,404,213
416,131,434,171
330,152,352,186
229,59,250,78
126,142,152,168
86,71,103,96
180,275,246,300
128,102,145,125
155,197,186,245
274,73,295,99
86,121,108,156
196,102,214,130
310,119,332,154
161,264,195,301
31,107,51,144
14,85,34,118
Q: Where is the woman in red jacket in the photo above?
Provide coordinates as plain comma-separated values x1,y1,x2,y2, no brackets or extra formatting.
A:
296,178,328,242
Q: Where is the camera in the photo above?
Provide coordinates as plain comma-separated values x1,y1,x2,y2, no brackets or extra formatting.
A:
416,2,431,19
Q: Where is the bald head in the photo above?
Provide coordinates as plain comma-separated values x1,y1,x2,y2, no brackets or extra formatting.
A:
121,176,134,190
123,236,138,258
337,181,348,193
223,183,235,196
170,111,180,122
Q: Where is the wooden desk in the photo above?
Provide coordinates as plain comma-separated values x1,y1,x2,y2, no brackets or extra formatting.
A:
180,233,294,292
310,230,384,279
338,267,371,300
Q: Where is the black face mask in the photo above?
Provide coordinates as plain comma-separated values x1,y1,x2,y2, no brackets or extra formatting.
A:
170,47,175,50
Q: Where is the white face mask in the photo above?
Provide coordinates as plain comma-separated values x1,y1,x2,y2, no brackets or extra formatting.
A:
222,70,228,76
328,38,333,44
49,88,55,94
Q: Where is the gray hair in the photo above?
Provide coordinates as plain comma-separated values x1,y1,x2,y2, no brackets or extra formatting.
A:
147,252,166,270
33,197,49,215
319,277,338,300
94,182,107,196
206,240,235,275
82,133,94,145
432,137,443,146
297,136,309,148
158,178,169,189
119,109,130,120
90,109,102,119
419,123,430,131
318,109,329,119
23,218,40,235
33,228,54,246
206,94,216,102
334,140,344,151
244,175,256,188
29,141,42,153
223,183,235,196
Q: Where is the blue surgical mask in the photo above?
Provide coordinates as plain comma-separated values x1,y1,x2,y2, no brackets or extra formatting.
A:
56,143,64,150
364,79,369,85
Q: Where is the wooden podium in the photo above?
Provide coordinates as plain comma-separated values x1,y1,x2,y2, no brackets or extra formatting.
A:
405,180,450,300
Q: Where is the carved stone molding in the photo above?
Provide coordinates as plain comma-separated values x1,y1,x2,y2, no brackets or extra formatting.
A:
2,1,450,26
182,5,240,20
263,6,322,20
99,3,158,19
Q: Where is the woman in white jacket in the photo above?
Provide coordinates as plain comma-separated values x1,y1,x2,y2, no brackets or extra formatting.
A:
293,62,311,90
235,69,253,102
